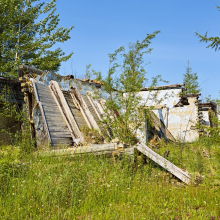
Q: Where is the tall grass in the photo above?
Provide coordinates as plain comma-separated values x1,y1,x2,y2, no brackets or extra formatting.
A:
0,138,220,219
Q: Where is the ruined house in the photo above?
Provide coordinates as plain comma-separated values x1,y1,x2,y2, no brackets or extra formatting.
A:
0,65,207,146
199,101,220,128
0,65,200,184
136,84,202,143
18,65,109,146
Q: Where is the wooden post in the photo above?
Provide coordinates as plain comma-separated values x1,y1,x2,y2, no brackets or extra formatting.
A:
144,109,148,145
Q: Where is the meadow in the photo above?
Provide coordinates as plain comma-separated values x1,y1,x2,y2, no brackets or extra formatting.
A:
0,138,220,219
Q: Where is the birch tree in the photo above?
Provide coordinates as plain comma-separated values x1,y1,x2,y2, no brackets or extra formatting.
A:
101,31,162,145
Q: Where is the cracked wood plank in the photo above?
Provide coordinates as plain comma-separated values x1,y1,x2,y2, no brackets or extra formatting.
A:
135,142,191,184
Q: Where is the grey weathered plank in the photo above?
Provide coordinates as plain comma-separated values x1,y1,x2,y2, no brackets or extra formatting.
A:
33,82,73,146
31,81,52,144
41,144,135,157
63,91,89,130
135,143,191,184
49,81,83,141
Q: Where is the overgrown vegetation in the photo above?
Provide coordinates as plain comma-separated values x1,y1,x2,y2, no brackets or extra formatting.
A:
98,32,169,146
0,137,220,219
0,87,35,153
81,127,104,144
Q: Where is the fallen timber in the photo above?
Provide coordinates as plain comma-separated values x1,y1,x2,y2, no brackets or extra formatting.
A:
42,142,191,184
135,142,191,184
41,143,134,157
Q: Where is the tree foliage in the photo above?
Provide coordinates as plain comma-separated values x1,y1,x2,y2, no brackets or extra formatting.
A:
84,64,102,81
182,61,201,95
100,31,162,145
0,0,73,77
195,6,220,51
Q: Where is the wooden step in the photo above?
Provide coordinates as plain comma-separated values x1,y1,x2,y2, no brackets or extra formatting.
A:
35,82,73,146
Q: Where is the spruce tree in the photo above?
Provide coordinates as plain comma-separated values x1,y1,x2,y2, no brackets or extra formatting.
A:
195,6,220,51
183,61,201,95
0,0,73,78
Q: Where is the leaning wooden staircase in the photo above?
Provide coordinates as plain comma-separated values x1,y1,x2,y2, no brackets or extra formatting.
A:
33,82,74,146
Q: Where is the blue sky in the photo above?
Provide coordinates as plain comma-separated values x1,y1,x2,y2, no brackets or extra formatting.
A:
49,0,220,100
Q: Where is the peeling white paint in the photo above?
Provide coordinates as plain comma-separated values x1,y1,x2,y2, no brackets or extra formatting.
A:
137,89,199,142
35,72,110,100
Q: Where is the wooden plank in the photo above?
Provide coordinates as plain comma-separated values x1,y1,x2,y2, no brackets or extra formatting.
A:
31,80,52,144
19,65,44,75
39,102,52,144
49,129,70,132
45,143,116,155
39,97,56,100
37,89,51,93
41,144,135,157
47,122,67,126
41,106,60,110
71,89,100,130
49,81,83,142
87,94,102,120
135,143,191,184
45,117,66,122
50,137,72,140
69,91,93,129
63,91,89,130
31,79,40,103
50,132,73,135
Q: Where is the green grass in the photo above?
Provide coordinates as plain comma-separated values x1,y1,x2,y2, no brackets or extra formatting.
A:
0,138,220,219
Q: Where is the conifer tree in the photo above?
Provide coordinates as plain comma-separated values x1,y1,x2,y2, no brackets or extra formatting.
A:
195,6,220,51
0,0,73,78
182,61,201,95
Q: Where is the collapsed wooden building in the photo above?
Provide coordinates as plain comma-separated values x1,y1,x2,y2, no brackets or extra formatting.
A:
16,65,216,146
0,65,219,184
18,65,108,146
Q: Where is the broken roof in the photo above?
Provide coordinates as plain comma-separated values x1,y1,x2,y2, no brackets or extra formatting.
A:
141,84,185,91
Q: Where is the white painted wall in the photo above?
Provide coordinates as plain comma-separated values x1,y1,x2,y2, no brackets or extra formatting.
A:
137,89,199,142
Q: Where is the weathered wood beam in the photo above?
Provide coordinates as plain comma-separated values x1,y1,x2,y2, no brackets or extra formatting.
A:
49,81,84,142
31,79,52,144
141,84,185,91
40,143,134,157
135,142,191,184
69,92,92,129
71,87,100,131
19,65,44,76
86,94,102,121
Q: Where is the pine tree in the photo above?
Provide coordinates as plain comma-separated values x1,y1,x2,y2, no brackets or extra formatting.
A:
183,61,201,95
0,0,73,78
